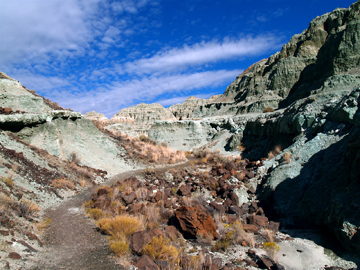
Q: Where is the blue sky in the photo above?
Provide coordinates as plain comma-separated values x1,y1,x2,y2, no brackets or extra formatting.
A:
0,0,356,118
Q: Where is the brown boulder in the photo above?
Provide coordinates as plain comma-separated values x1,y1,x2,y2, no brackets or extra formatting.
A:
173,205,218,240
153,191,163,202
130,229,162,254
243,224,260,234
209,202,225,215
122,192,136,205
247,215,269,227
9,252,21,259
164,226,179,242
134,254,160,270
225,162,237,172
177,185,191,196
229,192,239,206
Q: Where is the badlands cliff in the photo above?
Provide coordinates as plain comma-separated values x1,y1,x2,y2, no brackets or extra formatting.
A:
105,1,360,254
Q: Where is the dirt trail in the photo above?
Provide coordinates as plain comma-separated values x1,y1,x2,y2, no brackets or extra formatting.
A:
29,161,191,270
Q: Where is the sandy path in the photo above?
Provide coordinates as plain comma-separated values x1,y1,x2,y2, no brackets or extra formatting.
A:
29,161,191,270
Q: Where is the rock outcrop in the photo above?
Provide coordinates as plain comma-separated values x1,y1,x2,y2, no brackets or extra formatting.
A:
0,73,136,176
147,1,360,254
107,103,176,136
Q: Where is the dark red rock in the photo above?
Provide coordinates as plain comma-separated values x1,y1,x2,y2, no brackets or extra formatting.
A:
229,192,239,206
209,202,225,215
223,198,233,208
153,191,163,202
9,252,21,259
267,221,280,232
164,226,179,242
164,199,173,208
173,205,218,240
247,187,256,194
248,202,258,214
225,162,237,172
245,170,255,179
178,185,191,196
0,230,9,236
134,254,160,270
156,260,170,270
130,229,162,254
127,203,144,214
122,192,136,205
243,224,260,233
247,215,269,227
243,258,258,267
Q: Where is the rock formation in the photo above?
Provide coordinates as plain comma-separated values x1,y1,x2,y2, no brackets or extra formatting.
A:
138,1,360,254
107,103,176,136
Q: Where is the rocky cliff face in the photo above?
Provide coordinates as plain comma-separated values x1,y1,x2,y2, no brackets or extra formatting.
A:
106,103,176,136
148,1,360,254
0,72,136,177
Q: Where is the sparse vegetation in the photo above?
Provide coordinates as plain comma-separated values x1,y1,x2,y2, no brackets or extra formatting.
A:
267,145,282,159
282,152,292,164
50,177,76,190
263,107,275,113
263,241,280,262
143,235,180,265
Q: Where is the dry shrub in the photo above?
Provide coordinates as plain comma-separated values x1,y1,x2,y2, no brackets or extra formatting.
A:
263,242,280,262
51,177,76,190
261,228,275,242
0,193,15,211
36,218,52,230
143,235,180,265
87,208,106,220
244,233,256,248
17,199,41,218
263,107,275,113
267,145,282,160
97,214,145,241
144,204,161,229
135,187,148,201
139,135,157,145
237,143,246,152
110,239,130,257
282,152,292,164
115,132,186,164
1,177,14,189
144,167,155,175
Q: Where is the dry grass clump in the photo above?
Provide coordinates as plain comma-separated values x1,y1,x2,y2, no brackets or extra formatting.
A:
267,145,282,160
143,204,161,229
50,177,76,190
36,218,52,230
263,107,275,113
193,148,233,165
17,198,41,218
261,228,275,242
109,132,186,164
1,177,14,189
282,152,292,164
97,214,146,257
263,242,280,262
86,208,106,220
97,214,145,240
143,235,180,265
110,240,130,257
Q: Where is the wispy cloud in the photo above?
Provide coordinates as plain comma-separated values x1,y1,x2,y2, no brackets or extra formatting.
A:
124,36,281,75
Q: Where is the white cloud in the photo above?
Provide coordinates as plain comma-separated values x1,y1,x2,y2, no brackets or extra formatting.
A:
124,36,281,75
48,69,242,118
0,0,98,68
